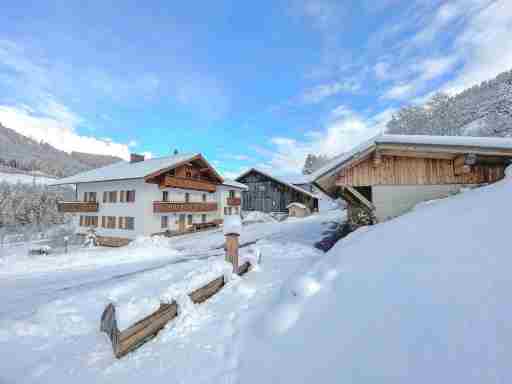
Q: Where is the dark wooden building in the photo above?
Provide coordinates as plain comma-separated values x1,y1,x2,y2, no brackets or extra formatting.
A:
235,169,319,213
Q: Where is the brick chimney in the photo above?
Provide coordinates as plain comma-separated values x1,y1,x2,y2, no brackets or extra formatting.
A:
130,153,145,163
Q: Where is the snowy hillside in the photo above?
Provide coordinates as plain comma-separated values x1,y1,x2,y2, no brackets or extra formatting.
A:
237,168,512,383
0,171,57,185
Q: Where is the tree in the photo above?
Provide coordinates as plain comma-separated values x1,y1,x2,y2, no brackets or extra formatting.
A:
302,154,331,175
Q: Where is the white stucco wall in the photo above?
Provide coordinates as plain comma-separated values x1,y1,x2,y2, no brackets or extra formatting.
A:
76,179,147,239
217,185,242,218
373,184,467,222
75,180,245,239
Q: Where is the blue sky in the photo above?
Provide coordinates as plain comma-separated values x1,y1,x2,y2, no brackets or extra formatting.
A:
0,0,511,178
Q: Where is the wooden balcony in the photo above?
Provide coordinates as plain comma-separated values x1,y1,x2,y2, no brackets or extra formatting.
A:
226,197,241,206
153,201,218,213
161,175,217,192
58,201,99,213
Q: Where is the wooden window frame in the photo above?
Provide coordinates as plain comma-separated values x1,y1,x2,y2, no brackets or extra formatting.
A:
187,214,193,225
163,191,169,202
125,217,134,230
201,214,206,223
120,190,126,203
202,193,207,202
161,215,168,229
185,192,190,203
103,191,107,203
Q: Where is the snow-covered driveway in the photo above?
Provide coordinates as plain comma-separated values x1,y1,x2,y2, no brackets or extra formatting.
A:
0,209,343,383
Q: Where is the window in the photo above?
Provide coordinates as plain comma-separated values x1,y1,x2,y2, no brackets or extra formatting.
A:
81,215,98,227
229,190,235,198
83,192,87,202
202,194,207,202
103,191,107,203
185,193,190,203
228,207,233,215
120,190,126,203
224,207,229,215
108,191,117,203
102,216,106,228
186,171,192,178
161,215,168,229
125,217,135,230
163,191,169,201
118,217,124,229
107,216,116,229
187,214,193,225
126,190,136,202
235,207,239,214
202,214,206,223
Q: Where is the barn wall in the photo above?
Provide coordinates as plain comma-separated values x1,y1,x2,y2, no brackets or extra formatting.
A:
336,156,505,186
238,171,316,213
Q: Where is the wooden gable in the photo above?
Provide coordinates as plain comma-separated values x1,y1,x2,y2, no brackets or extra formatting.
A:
336,149,508,187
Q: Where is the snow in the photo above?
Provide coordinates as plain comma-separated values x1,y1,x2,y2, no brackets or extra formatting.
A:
242,211,276,223
506,164,512,178
0,171,56,185
237,173,512,383
222,179,248,190
0,209,342,383
223,215,242,235
286,202,306,209
49,153,199,185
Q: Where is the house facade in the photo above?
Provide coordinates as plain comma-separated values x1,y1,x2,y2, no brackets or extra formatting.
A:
52,153,247,246
311,134,512,228
235,168,319,213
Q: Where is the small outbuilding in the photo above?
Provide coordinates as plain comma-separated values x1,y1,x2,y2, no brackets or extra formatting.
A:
287,202,310,218
310,134,512,228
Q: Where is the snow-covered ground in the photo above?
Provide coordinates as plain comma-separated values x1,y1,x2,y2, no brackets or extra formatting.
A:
237,171,512,383
0,209,343,383
0,171,57,185
3,170,511,384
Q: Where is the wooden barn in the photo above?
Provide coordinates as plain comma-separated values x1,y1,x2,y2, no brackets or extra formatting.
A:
235,168,319,213
311,135,512,228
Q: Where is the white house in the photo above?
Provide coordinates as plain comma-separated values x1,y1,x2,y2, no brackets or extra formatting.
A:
51,153,247,246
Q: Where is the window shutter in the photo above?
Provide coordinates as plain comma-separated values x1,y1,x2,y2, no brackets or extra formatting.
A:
79,215,84,226
120,191,125,203
102,216,106,228
118,217,123,229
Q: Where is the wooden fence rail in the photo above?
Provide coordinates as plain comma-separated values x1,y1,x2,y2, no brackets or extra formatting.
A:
100,261,251,358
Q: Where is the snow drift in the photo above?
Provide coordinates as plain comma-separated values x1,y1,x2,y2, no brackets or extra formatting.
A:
237,168,512,383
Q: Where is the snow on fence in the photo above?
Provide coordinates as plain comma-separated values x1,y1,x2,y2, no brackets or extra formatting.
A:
100,222,251,358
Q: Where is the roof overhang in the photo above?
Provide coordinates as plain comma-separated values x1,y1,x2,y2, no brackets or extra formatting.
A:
144,154,224,184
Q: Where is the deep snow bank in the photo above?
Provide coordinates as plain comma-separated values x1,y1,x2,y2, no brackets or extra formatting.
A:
237,173,512,383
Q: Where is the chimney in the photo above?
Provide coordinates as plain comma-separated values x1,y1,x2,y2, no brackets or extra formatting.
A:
130,153,145,163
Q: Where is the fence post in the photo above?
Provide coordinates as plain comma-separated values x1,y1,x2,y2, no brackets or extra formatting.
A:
224,216,242,274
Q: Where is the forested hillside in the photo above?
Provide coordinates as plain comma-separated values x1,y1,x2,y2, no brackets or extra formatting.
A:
387,69,512,137
0,123,123,177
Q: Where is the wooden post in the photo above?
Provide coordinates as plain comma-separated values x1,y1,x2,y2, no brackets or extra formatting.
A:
225,233,240,274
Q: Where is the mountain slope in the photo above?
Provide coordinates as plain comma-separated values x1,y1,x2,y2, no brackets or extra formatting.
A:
238,168,512,383
0,123,123,177
387,68,512,137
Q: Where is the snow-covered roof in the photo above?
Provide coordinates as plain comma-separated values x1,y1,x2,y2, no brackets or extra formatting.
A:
287,202,307,209
310,134,512,182
222,179,249,190
236,168,318,199
49,153,201,185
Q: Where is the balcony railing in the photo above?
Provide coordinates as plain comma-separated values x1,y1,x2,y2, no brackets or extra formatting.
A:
161,176,217,192
226,197,241,206
153,201,218,213
58,201,99,213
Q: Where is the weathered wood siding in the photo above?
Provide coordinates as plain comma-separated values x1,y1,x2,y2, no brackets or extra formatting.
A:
237,170,316,213
337,155,505,186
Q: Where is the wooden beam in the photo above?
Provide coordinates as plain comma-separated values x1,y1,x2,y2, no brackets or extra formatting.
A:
373,150,382,167
379,149,455,160
378,143,512,158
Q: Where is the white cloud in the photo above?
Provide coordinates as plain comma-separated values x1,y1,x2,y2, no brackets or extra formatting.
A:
412,2,462,44
300,80,360,104
255,107,394,175
223,154,253,162
374,61,391,80
382,83,415,100
444,0,512,94
0,104,133,160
